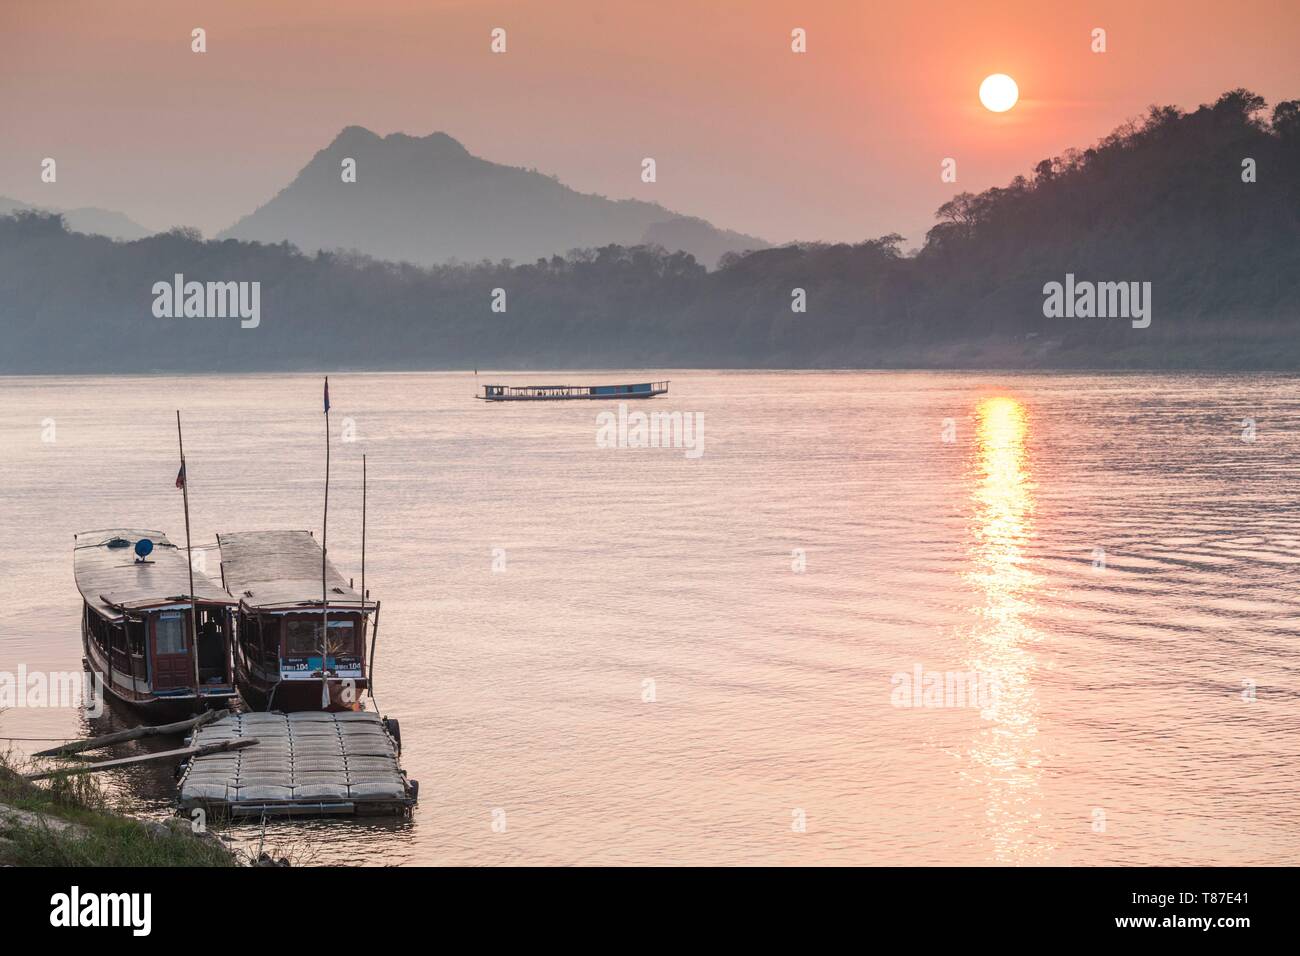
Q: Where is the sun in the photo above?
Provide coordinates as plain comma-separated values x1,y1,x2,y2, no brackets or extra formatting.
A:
979,74,1019,113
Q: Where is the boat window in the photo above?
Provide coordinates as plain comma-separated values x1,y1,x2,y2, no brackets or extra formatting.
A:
327,621,357,655
284,619,322,657
259,617,280,665
156,612,187,654
283,619,357,657
128,620,146,657
87,608,107,652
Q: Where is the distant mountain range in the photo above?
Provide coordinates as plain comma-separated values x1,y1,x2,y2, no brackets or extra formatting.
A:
217,127,768,268
0,197,152,241
3,89,1298,373
2,130,767,268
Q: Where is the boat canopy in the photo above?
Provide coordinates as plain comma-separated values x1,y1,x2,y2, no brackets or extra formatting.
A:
217,529,369,612
73,528,235,621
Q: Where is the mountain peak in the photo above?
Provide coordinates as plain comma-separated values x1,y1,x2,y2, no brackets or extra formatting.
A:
326,126,469,158
221,129,767,267
328,125,382,148
0,196,152,240
390,130,469,154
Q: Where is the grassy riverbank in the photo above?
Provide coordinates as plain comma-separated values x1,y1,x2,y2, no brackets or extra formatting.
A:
0,754,235,867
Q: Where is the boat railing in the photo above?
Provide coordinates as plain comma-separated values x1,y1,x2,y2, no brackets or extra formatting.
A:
111,645,148,681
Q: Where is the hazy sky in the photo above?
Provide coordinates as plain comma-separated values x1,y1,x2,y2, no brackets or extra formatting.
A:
3,0,1298,246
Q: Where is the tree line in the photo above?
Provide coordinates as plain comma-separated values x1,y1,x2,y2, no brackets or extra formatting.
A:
2,89,1298,372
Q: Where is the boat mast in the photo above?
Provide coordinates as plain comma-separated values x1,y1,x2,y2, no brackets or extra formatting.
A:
320,377,331,710
361,452,367,702
361,455,381,704
176,411,204,714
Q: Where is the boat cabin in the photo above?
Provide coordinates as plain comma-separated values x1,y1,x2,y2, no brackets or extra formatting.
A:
73,529,238,717
217,530,374,712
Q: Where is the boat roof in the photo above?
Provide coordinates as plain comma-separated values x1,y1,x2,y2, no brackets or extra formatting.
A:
217,530,367,612
73,528,236,620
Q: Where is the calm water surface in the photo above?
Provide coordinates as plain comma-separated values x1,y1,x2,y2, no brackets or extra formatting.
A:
1,371,1297,865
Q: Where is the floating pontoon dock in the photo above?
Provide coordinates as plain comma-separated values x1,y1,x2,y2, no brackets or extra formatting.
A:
178,711,417,818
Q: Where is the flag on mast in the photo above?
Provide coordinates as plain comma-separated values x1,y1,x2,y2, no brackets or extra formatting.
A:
175,462,186,489
324,376,330,414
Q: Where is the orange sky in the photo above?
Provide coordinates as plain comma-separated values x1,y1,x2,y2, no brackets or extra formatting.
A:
2,0,1298,246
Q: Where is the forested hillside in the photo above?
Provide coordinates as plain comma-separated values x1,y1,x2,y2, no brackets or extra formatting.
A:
2,90,1297,372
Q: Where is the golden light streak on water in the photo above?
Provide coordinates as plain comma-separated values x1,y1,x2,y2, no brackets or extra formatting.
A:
965,396,1049,863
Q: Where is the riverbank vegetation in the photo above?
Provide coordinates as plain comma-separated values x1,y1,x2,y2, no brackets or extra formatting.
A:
0,752,235,867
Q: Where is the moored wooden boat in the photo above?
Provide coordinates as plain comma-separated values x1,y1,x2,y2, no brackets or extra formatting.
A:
74,529,238,718
218,530,375,713
478,381,669,401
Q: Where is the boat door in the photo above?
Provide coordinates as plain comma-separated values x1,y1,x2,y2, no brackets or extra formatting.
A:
195,606,229,684
151,610,194,690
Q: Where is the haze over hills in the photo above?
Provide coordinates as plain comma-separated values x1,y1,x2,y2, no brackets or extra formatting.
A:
2,90,1298,373
218,127,769,269
0,197,152,241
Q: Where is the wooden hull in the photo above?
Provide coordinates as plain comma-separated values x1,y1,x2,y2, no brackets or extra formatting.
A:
82,618,236,720
240,678,369,713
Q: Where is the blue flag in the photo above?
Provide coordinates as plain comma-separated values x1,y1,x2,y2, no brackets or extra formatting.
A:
323,377,330,414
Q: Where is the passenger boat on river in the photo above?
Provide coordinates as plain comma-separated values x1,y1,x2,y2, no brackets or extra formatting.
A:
218,529,376,712
478,381,669,401
74,529,238,718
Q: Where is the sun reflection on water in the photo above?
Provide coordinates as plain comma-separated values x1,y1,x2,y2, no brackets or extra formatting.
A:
964,396,1049,862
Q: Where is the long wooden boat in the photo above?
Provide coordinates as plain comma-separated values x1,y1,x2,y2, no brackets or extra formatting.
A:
478,381,669,401
74,529,239,719
217,530,374,713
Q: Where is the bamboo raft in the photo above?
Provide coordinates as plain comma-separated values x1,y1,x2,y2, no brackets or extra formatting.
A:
177,711,417,818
